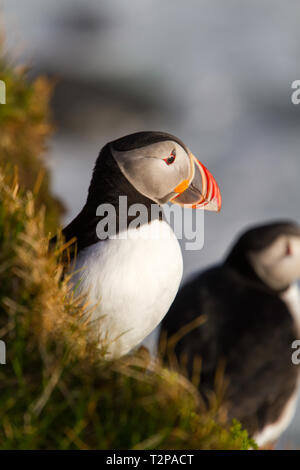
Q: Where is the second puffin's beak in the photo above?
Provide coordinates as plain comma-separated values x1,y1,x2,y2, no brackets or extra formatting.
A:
171,153,222,212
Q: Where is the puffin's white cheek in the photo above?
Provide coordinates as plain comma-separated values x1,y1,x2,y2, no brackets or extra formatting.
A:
122,159,166,200
284,238,300,280
292,238,300,257
269,258,300,286
289,255,300,280
140,164,179,200
132,160,183,201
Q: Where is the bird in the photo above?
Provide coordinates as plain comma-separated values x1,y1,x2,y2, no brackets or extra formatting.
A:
160,221,300,447
57,131,222,358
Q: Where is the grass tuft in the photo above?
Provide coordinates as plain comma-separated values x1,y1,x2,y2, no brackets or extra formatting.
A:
0,167,256,450
0,39,64,233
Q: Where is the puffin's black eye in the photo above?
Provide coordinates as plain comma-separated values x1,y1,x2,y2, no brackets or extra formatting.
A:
164,149,176,166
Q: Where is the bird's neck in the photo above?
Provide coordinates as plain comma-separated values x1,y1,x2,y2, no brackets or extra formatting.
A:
225,253,290,296
63,144,162,253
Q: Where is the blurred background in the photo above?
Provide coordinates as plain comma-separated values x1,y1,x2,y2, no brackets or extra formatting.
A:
1,0,300,448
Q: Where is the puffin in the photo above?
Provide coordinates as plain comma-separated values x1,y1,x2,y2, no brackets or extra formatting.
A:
57,131,222,358
160,221,300,447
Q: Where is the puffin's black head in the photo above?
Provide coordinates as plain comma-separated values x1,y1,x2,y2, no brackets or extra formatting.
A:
87,131,222,211
59,131,222,254
226,221,300,292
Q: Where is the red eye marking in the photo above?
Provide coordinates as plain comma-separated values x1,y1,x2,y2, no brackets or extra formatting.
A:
164,150,176,165
286,243,292,257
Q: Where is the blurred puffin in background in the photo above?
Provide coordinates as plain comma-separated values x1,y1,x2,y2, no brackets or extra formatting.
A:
57,131,221,357
160,221,300,447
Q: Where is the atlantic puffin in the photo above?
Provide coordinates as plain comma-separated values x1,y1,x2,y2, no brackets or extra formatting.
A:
160,221,300,447
57,131,221,358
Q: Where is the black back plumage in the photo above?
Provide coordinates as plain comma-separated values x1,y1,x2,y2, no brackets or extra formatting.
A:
160,223,300,437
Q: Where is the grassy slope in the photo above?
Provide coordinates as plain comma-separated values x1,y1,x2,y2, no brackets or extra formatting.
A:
0,42,64,234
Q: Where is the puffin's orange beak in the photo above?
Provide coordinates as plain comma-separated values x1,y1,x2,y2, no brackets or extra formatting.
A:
171,153,222,212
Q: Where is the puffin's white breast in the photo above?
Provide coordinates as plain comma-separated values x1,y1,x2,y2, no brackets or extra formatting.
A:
254,390,299,448
281,283,300,334
71,219,183,357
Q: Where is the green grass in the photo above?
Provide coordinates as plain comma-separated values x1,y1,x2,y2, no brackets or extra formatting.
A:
0,39,64,233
